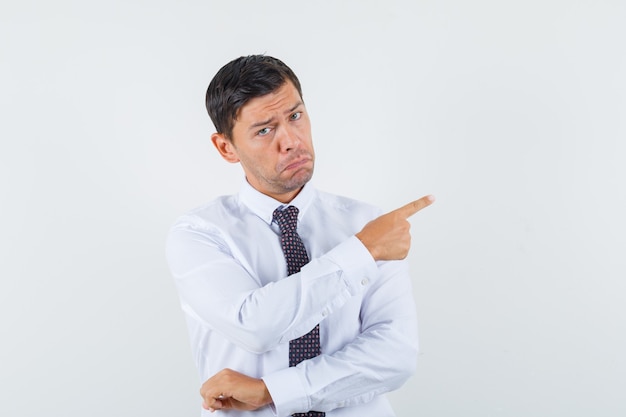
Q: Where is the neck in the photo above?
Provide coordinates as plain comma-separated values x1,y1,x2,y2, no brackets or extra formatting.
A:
270,186,304,204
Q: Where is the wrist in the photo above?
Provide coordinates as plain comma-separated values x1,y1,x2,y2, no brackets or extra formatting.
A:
257,379,273,407
355,232,379,260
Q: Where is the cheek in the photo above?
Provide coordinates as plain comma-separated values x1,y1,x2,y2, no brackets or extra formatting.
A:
300,123,313,146
249,151,278,173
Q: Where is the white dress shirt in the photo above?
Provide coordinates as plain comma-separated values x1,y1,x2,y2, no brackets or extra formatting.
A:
166,181,419,417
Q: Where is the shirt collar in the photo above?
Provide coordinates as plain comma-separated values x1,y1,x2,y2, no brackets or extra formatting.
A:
238,179,316,225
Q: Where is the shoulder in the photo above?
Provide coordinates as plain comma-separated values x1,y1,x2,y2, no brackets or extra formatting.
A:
313,189,383,221
169,194,243,231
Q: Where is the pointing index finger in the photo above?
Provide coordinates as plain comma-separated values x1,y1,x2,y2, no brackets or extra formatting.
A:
395,195,435,218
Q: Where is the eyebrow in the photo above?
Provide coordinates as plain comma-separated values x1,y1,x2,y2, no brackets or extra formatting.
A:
286,101,304,114
247,101,304,131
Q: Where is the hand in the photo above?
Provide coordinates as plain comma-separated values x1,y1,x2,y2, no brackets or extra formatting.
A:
200,368,272,413
356,195,435,261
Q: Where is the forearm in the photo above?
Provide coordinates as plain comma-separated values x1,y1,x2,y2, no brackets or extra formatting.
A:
263,261,418,415
264,321,417,414
168,224,377,353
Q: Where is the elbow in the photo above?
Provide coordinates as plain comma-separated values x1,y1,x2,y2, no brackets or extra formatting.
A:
404,347,418,379
386,344,418,390
402,351,419,383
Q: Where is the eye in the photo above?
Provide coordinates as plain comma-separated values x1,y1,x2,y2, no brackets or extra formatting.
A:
257,127,271,136
290,112,302,121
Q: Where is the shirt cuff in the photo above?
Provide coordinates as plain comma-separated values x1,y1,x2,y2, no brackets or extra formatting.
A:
262,366,308,416
323,235,378,295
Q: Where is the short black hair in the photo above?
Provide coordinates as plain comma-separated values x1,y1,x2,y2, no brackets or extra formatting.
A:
205,55,303,140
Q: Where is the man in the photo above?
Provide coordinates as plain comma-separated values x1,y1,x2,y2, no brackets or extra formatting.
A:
166,55,434,416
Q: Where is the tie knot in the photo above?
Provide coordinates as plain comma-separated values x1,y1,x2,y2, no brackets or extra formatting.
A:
273,206,299,234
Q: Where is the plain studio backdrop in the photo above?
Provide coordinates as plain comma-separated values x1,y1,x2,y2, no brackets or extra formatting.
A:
1,1,625,416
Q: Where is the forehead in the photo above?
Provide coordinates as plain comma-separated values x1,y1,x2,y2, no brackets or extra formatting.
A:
236,82,302,123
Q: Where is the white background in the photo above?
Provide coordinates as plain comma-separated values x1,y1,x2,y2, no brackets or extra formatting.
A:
1,1,625,416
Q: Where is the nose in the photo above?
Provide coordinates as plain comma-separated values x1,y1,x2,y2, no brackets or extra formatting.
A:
277,125,300,153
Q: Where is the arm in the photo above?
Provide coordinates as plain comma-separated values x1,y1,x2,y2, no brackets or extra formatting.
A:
262,259,418,415
197,196,434,413
199,261,417,415
167,219,377,354
167,196,433,354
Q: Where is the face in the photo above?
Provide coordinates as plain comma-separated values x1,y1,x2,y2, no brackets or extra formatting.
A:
212,81,315,203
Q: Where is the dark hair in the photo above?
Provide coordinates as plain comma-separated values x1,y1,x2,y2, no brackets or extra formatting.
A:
205,55,303,139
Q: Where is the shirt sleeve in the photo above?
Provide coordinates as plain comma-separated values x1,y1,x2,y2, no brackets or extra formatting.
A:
262,259,418,416
166,219,378,354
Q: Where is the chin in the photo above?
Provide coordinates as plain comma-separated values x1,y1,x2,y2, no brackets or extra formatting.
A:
292,168,314,187
278,173,311,194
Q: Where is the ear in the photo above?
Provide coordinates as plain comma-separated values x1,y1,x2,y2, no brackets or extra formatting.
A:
211,133,240,163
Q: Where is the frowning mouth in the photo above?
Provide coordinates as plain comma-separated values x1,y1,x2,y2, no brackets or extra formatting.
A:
281,155,313,172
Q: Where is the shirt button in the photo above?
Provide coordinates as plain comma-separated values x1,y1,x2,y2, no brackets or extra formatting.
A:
322,309,329,317
361,278,369,286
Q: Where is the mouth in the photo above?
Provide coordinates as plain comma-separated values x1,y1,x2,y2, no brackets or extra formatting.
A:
282,156,312,172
